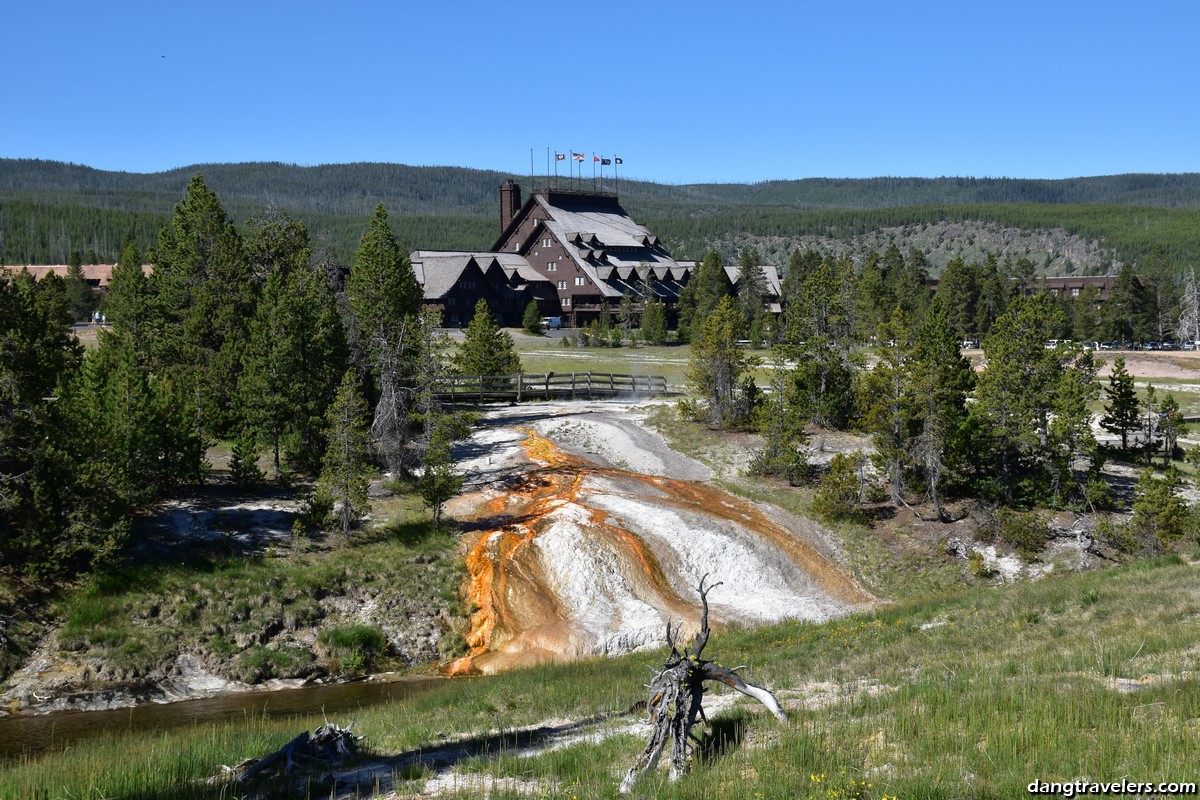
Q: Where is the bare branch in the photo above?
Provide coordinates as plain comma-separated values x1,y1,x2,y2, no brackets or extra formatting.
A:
621,576,780,794
689,574,722,659
699,664,787,722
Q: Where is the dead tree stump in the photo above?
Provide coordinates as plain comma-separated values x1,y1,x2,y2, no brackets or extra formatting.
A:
219,720,362,786
620,577,787,795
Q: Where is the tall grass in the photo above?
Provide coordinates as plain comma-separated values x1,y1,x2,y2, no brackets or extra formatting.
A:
5,557,1197,799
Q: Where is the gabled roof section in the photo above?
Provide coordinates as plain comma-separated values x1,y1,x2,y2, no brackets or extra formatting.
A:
410,251,481,299
725,264,783,298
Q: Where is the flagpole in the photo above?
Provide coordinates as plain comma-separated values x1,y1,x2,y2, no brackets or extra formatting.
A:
592,153,596,192
615,157,619,195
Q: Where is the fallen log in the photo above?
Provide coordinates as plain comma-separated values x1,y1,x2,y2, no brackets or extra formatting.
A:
620,576,787,795
219,720,362,785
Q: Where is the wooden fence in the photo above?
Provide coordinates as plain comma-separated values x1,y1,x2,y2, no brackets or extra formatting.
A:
433,372,672,402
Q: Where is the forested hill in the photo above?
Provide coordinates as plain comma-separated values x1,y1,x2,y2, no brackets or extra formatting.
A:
6,158,1200,268
5,159,1200,215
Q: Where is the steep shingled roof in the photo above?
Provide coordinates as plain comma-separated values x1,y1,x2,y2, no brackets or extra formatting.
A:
409,251,481,299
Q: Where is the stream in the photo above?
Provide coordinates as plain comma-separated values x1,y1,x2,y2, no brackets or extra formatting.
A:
0,675,443,763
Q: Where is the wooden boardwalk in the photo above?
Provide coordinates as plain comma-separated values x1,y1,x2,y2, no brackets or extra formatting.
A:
434,372,673,402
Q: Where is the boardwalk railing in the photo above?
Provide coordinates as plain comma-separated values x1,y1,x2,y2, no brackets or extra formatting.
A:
433,372,672,402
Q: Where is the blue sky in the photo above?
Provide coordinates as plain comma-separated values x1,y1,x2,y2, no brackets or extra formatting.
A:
5,0,1198,184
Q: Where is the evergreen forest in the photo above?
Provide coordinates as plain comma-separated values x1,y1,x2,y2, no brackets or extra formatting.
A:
5,159,1200,271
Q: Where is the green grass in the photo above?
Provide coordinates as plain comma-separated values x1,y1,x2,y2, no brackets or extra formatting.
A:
514,337,694,388
5,556,1198,799
48,489,465,684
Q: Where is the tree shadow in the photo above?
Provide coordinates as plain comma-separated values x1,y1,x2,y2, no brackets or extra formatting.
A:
697,710,749,764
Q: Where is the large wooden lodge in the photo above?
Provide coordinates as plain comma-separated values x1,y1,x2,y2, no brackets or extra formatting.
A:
412,181,780,328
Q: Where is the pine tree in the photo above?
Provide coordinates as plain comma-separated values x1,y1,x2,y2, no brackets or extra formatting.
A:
1157,392,1187,464
522,299,544,335
239,213,347,476
749,349,809,484
1046,347,1099,504
908,295,974,519
346,203,421,365
860,308,912,504
687,296,755,428
737,246,768,346
684,250,732,342
812,451,865,522
418,413,464,530
1130,467,1192,550
784,259,858,429
454,299,521,376
105,239,150,360
1100,357,1140,451
65,250,94,321
1103,264,1148,343
146,174,253,442
641,297,668,345
318,370,373,540
967,292,1098,507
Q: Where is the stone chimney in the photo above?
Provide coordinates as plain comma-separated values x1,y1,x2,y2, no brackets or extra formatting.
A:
500,180,521,234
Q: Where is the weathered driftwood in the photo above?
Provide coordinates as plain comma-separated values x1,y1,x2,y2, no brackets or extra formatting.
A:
220,720,362,785
620,577,786,795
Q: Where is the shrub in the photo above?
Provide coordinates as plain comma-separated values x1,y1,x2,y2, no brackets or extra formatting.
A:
812,452,865,523
318,624,389,674
968,550,998,579
982,508,1047,560
1130,468,1193,550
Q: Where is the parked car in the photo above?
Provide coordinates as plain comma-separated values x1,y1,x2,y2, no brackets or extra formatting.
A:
542,316,563,330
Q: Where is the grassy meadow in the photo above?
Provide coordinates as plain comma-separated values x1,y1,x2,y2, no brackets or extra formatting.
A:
4,555,1197,799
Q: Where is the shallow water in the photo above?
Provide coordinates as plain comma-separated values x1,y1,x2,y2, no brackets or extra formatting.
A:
0,675,444,763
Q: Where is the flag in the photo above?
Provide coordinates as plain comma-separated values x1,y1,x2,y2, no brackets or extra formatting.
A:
614,156,623,165
555,152,566,161
594,155,600,162
572,152,585,161
601,158,611,166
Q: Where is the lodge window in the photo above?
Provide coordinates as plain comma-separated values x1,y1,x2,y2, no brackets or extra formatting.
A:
563,297,571,307
575,276,586,286
547,262,557,271
1072,288,1080,297
557,280,567,290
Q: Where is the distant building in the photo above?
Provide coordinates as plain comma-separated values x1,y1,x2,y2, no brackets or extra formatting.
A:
412,182,784,328
1035,275,1121,300
925,273,1124,301
0,263,152,288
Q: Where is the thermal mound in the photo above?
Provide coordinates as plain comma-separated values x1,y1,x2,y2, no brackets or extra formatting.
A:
445,406,874,675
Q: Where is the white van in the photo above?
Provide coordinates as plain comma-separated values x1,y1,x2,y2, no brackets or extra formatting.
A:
542,316,563,330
